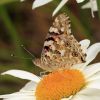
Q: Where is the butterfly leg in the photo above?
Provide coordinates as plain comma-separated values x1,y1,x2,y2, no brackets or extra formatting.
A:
40,71,50,77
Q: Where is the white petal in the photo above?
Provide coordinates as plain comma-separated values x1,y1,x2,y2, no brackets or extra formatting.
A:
3,96,36,100
76,0,85,3
73,88,100,100
90,0,98,17
79,39,90,53
86,43,100,63
71,95,82,100
52,0,68,16
62,88,100,100
90,0,98,11
81,0,98,18
0,92,34,98
1,70,40,83
0,89,36,99
20,0,24,2
73,94,100,100
20,81,37,92
32,0,52,9
82,1,91,9
88,71,100,81
79,39,90,48
83,63,100,79
82,0,98,11
78,88,100,95
86,79,100,89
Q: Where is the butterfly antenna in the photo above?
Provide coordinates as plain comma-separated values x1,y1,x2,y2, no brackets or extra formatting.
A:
20,44,35,58
11,53,32,60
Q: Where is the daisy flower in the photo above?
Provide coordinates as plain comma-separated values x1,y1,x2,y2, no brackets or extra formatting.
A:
0,39,100,100
20,0,98,17
82,0,98,17
20,0,85,16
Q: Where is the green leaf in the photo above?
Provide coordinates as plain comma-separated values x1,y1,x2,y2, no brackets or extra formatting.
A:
0,0,18,5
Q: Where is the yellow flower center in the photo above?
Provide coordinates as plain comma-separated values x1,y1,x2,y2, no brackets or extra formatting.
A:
36,69,85,100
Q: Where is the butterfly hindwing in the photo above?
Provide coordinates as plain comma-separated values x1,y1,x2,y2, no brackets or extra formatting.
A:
33,13,86,72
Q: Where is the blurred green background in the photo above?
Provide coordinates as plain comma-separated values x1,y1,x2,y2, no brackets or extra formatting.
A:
0,0,100,96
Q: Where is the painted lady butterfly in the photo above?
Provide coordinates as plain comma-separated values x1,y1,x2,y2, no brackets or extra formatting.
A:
33,13,86,72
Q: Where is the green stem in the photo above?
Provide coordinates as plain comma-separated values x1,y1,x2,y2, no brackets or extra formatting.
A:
97,0,100,19
0,5,29,67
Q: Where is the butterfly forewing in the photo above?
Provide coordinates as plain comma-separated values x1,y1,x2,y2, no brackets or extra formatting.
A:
33,13,86,72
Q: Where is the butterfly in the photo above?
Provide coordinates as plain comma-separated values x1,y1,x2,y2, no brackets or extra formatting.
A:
33,13,86,72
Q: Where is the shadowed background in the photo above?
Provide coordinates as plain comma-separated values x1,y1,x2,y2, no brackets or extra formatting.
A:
0,0,100,96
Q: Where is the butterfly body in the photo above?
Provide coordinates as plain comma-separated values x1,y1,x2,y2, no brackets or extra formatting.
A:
33,13,86,72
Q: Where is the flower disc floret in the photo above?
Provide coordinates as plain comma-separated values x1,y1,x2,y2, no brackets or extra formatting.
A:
36,69,85,100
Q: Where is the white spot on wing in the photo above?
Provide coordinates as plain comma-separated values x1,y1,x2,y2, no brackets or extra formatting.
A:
59,50,65,56
50,45,56,51
61,27,64,32
44,41,53,46
49,27,58,33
